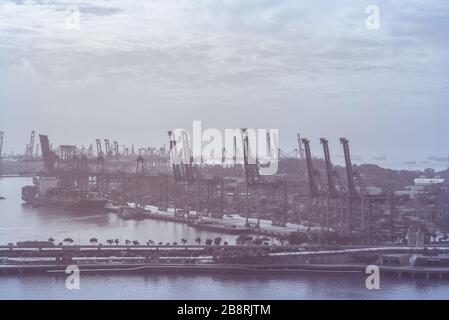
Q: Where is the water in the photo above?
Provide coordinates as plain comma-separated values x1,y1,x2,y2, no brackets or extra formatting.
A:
1,273,449,300
1,177,449,300
0,177,237,245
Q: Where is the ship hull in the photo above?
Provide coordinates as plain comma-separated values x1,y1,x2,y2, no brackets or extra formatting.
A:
23,196,106,211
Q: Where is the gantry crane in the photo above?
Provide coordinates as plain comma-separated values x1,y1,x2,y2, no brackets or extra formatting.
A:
296,133,305,159
25,130,35,158
95,139,105,174
104,139,112,159
301,138,320,197
340,138,356,198
39,135,56,174
113,141,120,160
0,131,4,175
320,138,338,199
340,137,356,232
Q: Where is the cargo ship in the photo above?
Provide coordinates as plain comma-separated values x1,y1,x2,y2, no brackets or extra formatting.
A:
21,176,107,211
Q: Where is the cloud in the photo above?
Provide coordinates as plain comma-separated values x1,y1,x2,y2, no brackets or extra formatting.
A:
0,0,448,160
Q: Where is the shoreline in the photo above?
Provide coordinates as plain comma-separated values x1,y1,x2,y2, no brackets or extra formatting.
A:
1,262,449,280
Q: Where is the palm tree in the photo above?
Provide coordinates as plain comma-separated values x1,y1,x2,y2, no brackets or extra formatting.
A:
195,237,201,245
214,237,222,246
132,240,139,246
125,239,131,245
181,238,187,245
106,239,114,245
63,238,74,245
114,239,120,246
89,238,98,245
148,240,154,245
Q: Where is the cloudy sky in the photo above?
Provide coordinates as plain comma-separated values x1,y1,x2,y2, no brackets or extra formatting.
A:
0,0,448,162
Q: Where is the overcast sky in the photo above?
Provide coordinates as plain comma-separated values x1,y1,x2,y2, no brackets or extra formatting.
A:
0,0,448,162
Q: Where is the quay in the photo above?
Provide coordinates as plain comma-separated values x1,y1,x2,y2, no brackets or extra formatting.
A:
2,244,449,280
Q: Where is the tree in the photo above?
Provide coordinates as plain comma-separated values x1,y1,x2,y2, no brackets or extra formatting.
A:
158,242,163,245
114,239,120,245
148,240,154,245
287,232,309,245
90,238,98,245
125,239,131,245
195,237,201,245
106,239,114,245
172,242,177,246
48,237,55,243
63,238,74,245
132,240,140,246
205,239,213,246
181,238,187,245
214,237,222,246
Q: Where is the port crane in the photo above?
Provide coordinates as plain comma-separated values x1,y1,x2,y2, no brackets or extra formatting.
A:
0,131,4,175
104,139,112,160
24,130,35,159
113,141,120,160
301,138,320,198
340,138,356,198
39,135,56,174
320,138,338,199
301,138,325,231
340,137,356,232
296,133,305,159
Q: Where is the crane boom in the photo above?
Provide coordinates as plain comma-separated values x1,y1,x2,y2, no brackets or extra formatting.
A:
29,130,35,158
39,135,56,174
242,129,259,185
301,138,319,197
297,133,305,159
95,139,103,157
0,131,4,175
340,137,356,198
320,138,338,198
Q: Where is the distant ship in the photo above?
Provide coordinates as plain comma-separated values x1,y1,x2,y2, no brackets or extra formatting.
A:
21,176,107,211
428,156,448,162
372,155,387,161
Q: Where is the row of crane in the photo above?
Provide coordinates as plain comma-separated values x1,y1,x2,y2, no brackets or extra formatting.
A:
300,137,356,199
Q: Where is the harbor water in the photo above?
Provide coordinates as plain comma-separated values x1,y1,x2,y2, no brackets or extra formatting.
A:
1,177,449,300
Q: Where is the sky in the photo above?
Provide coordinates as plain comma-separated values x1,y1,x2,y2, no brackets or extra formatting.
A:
0,0,448,162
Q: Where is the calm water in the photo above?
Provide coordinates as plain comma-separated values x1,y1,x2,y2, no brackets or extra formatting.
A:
1,273,449,300
1,177,449,300
0,177,237,245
